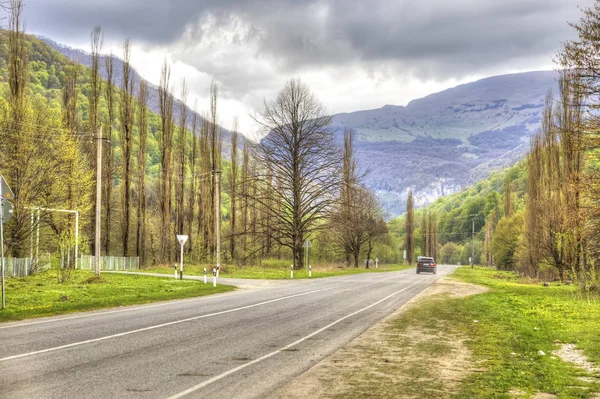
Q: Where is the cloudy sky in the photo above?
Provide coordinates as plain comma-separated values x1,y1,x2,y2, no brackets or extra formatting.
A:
23,0,592,136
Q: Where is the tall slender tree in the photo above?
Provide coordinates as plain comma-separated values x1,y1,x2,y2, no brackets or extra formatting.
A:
187,103,199,255
89,25,102,255
103,53,115,256
158,59,174,262
136,80,149,263
421,212,428,257
503,178,513,218
62,60,79,134
229,119,239,261
240,140,250,261
405,190,415,265
120,40,135,256
209,82,221,259
176,79,188,239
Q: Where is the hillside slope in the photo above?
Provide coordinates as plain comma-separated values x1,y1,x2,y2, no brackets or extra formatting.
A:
38,35,238,154
332,71,557,216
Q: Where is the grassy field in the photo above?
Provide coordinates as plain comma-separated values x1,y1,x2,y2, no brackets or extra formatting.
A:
327,267,600,398
0,270,234,322
141,262,413,279
391,267,600,398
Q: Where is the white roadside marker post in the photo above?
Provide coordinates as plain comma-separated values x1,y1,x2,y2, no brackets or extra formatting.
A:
204,268,207,284
213,268,216,287
309,265,312,278
375,258,379,269
290,265,293,279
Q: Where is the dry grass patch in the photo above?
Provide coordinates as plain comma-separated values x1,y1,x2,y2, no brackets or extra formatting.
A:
271,277,487,399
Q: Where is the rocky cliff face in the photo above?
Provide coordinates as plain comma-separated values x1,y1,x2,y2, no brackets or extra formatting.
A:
330,71,558,217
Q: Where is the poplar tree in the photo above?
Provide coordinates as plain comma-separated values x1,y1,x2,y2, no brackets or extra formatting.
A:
158,60,174,262
103,53,115,255
176,80,188,239
229,120,239,261
187,104,199,255
421,212,428,257
136,80,149,263
89,25,102,255
405,190,415,265
120,40,135,256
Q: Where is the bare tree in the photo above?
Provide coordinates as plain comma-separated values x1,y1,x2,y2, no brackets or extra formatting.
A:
251,79,342,269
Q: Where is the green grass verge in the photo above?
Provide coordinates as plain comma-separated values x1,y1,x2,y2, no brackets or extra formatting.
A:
0,270,234,322
389,267,600,398
141,263,413,279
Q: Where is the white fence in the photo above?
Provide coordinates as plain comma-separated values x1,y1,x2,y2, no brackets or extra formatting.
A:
79,255,140,271
1,254,51,277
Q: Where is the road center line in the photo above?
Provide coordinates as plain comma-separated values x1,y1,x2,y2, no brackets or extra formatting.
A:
0,275,400,362
166,275,439,399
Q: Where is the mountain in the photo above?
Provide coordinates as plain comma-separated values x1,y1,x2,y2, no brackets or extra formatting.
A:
330,71,558,217
38,35,557,218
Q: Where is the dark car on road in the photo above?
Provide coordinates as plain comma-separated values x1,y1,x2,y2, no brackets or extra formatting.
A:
417,256,436,274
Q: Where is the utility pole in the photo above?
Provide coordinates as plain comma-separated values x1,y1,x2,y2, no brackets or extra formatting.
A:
95,126,103,276
214,170,222,277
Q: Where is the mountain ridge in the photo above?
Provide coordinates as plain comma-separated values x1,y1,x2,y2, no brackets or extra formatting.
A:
40,34,556,218
330,70,558,217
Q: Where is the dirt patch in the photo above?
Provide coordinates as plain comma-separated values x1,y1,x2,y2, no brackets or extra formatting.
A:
509,389,560,399
270,277,487,399
531,394,557,399
553,344,600,375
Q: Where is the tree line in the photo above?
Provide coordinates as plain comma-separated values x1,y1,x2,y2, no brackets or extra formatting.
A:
397,2,600,293
0,0,389,273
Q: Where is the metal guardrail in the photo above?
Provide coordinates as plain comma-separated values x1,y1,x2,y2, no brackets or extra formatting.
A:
79,255,140,271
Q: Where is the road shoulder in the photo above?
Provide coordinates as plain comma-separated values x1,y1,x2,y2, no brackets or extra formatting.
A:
270,275,487,398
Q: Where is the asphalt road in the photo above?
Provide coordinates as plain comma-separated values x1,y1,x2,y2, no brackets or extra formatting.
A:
0,265,456,399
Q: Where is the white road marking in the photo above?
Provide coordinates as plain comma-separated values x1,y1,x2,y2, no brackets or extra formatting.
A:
0,268,415,331
166,273,445,399
0,290,245,331
0,275,399,362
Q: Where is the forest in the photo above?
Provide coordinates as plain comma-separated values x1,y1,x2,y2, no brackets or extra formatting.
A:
396,18,600,292
0,0,392,277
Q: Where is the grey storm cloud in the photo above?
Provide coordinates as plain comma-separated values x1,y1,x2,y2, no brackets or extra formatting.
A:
24,0,592,82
